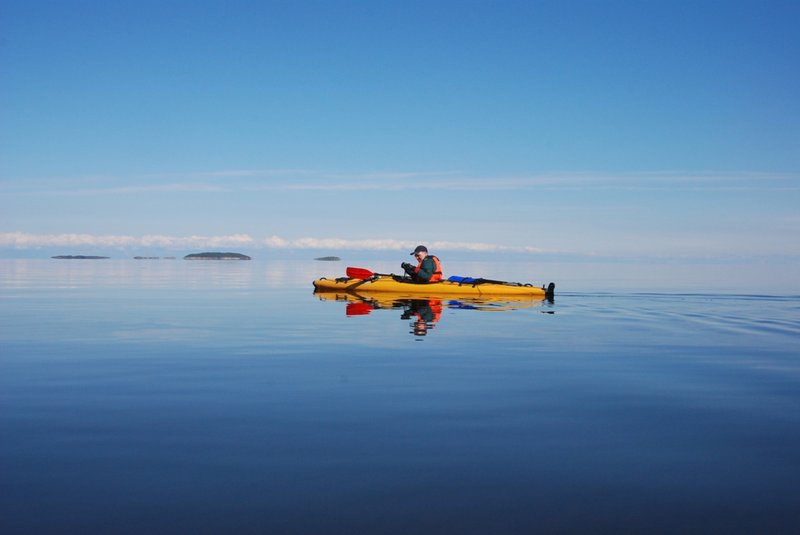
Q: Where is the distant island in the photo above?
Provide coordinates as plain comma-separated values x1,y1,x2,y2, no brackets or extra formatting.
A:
183,252,251,260
52,255,109,260
134,256,160,260
315,256,341,261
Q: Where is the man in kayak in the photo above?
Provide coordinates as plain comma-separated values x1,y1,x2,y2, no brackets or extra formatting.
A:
401,245,443,283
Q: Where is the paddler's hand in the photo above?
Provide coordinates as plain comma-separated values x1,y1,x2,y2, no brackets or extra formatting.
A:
401,262,413,273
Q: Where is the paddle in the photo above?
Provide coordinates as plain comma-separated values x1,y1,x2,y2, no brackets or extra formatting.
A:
346,302,374,316
346,266,394,279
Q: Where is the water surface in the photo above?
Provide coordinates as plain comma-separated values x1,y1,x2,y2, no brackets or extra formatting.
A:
2,260,799,534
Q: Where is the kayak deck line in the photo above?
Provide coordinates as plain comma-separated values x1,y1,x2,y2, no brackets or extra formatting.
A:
313,274,555,300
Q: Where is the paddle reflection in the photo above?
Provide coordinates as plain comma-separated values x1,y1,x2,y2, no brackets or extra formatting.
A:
314,291,549,338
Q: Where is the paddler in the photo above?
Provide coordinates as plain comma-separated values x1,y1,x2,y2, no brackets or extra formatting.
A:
401,245,443,283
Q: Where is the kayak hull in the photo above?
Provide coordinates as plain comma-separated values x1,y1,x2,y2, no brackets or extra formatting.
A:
313,275,553,299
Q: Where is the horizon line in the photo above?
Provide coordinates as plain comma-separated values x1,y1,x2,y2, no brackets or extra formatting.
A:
2,231,798,262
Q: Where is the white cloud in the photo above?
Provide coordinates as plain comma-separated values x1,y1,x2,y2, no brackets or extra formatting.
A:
0,232,255,250
262,235,290,248
0,232,547,254
5,169,796,196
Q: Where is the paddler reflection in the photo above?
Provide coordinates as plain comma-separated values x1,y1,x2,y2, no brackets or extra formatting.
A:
400,299,442,337
336,294,443,337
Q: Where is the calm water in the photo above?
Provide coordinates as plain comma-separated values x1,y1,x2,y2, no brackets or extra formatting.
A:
2,259,799,534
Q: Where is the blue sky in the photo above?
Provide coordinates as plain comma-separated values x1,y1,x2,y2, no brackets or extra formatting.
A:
1,0,798,263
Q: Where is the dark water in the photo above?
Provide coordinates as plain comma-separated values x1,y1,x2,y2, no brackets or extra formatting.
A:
2,260,799,534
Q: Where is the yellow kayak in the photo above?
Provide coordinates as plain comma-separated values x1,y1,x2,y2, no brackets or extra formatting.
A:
313,289,548,313
313,273,555,299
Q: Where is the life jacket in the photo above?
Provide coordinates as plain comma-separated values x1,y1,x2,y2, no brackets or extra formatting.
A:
415,255,443,282
428,299,443,321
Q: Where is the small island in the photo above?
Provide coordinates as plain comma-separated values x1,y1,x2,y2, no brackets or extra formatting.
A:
52,255,110,260
183,252,251,260
315,256,341,261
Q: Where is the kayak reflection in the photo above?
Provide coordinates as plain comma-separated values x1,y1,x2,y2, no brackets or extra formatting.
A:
314,290,550,337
